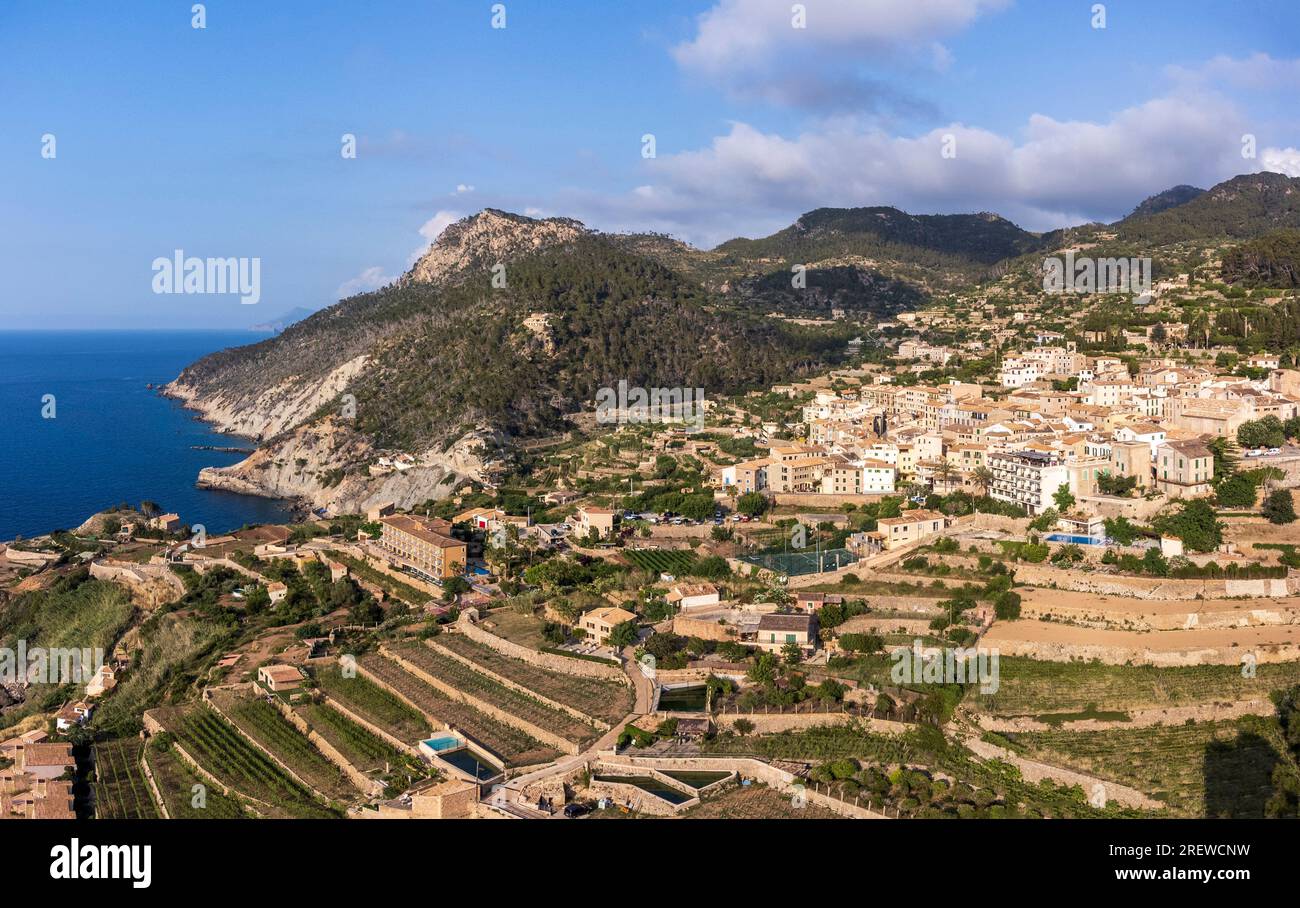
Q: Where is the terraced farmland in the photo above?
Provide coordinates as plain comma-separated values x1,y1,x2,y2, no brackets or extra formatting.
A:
685,785,838,820
144,742,247,819
1004,716,1285,817
358,652,560,766
975,657,1300,717
623,549,697,575
156,705,338,818
218,692,358,801
93,738,161,819
435,634,633,724
312,664,431,744
298,702,425,778
390,642,599,745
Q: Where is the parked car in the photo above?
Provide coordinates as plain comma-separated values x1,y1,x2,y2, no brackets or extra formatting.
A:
563,802,592,818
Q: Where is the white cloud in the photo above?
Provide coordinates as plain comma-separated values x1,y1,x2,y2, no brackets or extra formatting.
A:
407,210,464,264
562,95,1254,246
337,210,465,296
419,210,462,244
455,183,475,194
1261,146,1300,177
1167,53,1300,92
673,0,1007,109
336,265,395,298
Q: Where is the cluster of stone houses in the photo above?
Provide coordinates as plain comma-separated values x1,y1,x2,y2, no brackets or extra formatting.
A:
717,346,1300,520
0,730,75,819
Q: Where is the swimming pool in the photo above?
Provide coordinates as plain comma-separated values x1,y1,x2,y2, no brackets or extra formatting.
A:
421,735,462,752
1044,533,1103,546
439,747,500,782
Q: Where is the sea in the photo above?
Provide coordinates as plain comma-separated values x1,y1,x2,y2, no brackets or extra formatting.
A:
0,330,296,542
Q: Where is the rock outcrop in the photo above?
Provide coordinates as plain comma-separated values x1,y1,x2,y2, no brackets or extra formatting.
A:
405,209,587,286
193,417,492,514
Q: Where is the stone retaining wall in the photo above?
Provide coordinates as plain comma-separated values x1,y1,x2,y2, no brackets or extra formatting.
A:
1011,562,1295,599
270,696,383,797
205,691,339,805
430,637,609,729
136,737,170,820
317,693,426,758
965,737,1160,810
458,616,628,683
1021,600,1300,632
986,634,1300,667
713,711,908,736
379,645,582,755
604,752,887,819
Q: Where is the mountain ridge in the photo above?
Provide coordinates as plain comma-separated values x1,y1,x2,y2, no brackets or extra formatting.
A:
168,170,1300,512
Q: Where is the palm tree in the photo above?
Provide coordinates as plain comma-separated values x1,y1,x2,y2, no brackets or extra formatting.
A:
932,460,958,491
971,465,994,496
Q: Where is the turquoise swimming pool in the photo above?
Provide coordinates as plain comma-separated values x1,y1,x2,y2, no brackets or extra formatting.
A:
422,735,461,752
1044,533,1103,546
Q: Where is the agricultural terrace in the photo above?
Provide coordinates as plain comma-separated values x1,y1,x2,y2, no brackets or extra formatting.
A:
434,633,634,725
297,702,429,782
1002,716,1286,817
974,657,1300,718
623,549,697,575
154,705,338,818
480,606,552,650
684,784,839,820
312,664,432,744
390,643,599,745
329,552,431,606
93,738,161,820
359,653,561,766
144,740,247,819
216,691,358,802
704,723,1142,819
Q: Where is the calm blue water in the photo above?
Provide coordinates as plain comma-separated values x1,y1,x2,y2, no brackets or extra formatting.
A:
0,330,295,541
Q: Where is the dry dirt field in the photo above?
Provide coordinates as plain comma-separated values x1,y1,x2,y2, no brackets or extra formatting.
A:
1018,587,1300,628
1224,516,1300,547
982,619,1300,665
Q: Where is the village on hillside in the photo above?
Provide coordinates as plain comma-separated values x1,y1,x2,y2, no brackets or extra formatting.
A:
5,255,1300,822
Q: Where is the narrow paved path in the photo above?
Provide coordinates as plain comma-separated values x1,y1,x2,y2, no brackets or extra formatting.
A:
486,644,655,818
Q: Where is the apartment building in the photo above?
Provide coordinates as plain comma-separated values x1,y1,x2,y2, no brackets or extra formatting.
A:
819,458,897,495
378,514,468,580
988,449,1070,515
998,357,1048,388
768,455,830,493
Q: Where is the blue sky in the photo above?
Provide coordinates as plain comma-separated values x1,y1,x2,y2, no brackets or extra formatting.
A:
2,0,1298,329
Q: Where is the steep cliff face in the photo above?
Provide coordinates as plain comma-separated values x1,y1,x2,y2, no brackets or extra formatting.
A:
193,417,493,513
164,209,590,512
168,354,369,439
